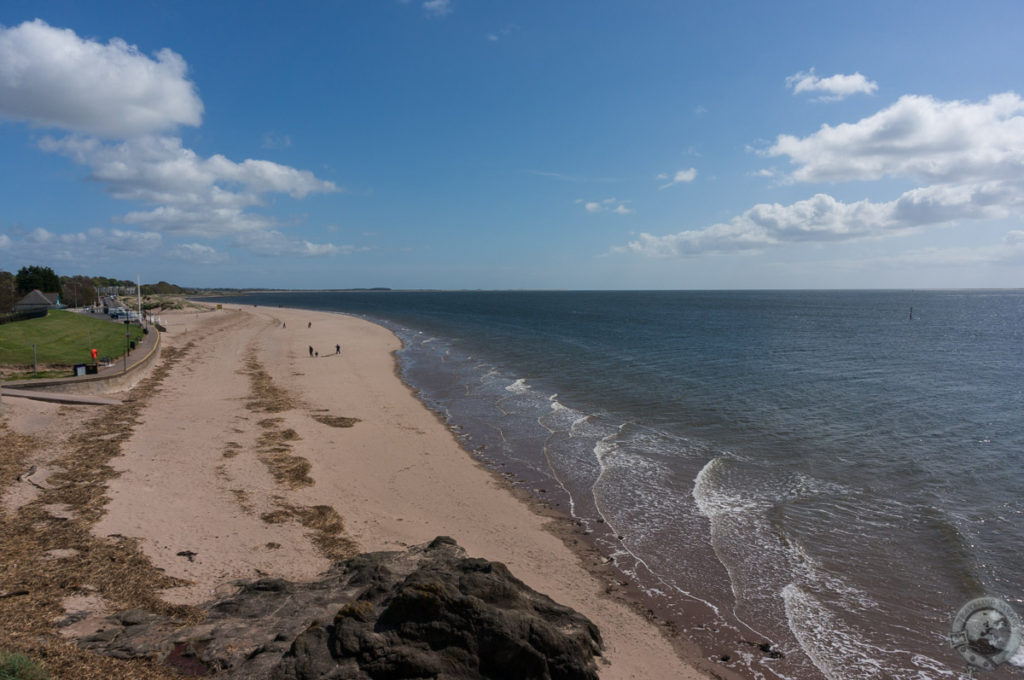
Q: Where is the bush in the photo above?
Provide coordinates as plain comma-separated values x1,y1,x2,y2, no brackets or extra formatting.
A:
0,651,49,680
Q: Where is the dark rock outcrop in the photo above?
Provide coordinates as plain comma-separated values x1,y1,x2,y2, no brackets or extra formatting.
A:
80,536,603,679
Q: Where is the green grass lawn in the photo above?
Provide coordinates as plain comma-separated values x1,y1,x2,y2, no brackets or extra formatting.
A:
0,310,145,367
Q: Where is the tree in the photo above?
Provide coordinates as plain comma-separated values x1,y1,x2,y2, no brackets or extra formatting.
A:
15,265,62,297
60,274,98,308
0,270,16,313
141,281,185,295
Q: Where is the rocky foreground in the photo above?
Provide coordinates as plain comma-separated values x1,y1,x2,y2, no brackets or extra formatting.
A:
79,537,604,679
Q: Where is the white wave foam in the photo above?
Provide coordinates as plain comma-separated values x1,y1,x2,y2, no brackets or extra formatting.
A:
505,378,530,394
782,584,956,680
692,456,763,518
782,584,886,680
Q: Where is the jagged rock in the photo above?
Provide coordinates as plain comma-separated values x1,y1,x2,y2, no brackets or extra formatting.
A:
79,536,603,679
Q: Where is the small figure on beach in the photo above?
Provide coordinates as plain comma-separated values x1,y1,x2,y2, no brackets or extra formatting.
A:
315,351,319,357
309,346,314,357
282,322,286,328
308,321,312,328
335,344,340,355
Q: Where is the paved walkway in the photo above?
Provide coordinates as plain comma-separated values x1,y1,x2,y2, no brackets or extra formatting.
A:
1,388,121,406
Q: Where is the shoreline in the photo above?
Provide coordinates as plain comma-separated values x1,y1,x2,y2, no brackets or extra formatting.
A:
2,302,725,678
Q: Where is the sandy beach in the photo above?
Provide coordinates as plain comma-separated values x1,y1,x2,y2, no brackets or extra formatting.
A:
1,303,715,678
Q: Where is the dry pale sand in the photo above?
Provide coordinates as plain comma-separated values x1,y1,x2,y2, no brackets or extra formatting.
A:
87,303,713,679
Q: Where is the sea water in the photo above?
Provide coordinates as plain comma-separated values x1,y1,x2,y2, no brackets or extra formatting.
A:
208,290,1024,679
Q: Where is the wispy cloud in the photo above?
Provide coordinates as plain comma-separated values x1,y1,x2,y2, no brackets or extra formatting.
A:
168,242,226,264
486,24,519,42
423,0,453,17
0,227,163,263
530,170,623,183
261,132,292,149
577,198,633,215
785,68,878,102
657,168,697,189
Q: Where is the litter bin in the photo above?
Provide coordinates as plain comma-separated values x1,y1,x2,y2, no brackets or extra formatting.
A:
130,340,136,350
73,363,87,377
85,364,98,375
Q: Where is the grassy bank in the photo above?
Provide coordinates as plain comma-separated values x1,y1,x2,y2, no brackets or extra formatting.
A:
0,311,144,367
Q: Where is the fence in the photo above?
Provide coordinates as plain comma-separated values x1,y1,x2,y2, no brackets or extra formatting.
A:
0,309,48,326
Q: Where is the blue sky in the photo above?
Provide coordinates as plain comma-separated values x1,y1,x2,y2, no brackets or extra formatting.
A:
1,1,1023,289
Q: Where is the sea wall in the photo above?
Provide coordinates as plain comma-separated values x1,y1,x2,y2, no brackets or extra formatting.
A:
3,329,162,396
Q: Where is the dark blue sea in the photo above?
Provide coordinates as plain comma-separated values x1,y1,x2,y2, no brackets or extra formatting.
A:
207,290,1024,679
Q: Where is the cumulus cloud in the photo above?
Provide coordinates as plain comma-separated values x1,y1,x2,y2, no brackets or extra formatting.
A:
622,91,1024,259
36,134,340,254
657,168,697,189
785,68,878,102
616,193,905,257
0,19,202,137
768,92,1024,184
0,233,10,249
0,20,346,261
40,135,337,207
618,177,1024,258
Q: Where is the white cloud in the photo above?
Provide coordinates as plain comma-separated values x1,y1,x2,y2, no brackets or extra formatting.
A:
0,19,202,137
658,168,697,189
0,233,10,249
617,193,905,257
261,132,292,150
0,20,347,263
768,92,1024,185
234,230,357,257
0,227,162,263
168,243,225,264
486,24,518,42
616,175,1024,258
41,135,338,207
424,0,453,16
785,68,878,102
610,91,1024,260
580,198,633,215
119,205,276,236
38,135,340,248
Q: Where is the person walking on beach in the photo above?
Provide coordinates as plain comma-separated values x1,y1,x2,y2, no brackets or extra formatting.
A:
335,344,340,355
309,346,314,357
308,321,311,328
